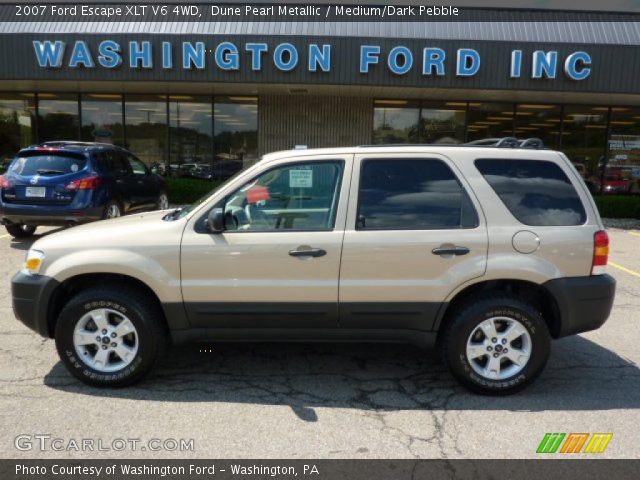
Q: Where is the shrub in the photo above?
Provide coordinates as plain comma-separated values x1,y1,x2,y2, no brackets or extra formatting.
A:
594,195,640,219
165,177,223,205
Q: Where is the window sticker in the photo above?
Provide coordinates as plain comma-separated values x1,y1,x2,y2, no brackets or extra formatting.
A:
289,169,313,188
70,164,79,172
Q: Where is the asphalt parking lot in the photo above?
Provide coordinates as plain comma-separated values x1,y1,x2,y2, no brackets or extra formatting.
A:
0,227,639,459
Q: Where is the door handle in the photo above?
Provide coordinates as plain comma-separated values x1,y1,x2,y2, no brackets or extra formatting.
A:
288,247,327,258
432,245,470,256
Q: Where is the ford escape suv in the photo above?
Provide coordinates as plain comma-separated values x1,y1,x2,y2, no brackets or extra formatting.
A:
0,142,168,238
11,141,616,394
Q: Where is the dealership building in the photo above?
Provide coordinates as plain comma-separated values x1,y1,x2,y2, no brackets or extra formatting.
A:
1,7,640,180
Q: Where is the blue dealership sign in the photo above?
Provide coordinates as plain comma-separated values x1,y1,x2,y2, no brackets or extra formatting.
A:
32,39,592,81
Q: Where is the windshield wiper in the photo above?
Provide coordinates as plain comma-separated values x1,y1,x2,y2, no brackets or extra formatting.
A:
36,168,65,175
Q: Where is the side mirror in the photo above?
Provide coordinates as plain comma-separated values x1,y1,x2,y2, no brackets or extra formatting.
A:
207,208,225,233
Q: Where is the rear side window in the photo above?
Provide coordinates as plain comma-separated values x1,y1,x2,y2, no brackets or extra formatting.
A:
95,151,129,175
10,153,87,176
475,159,586,226
357,158,479,230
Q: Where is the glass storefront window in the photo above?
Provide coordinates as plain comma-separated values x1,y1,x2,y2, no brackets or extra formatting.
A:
466,102,514,141
607,107,640,194
81,94,123,146
0,94,36,165
562,106,607,182
373,100,466,144
37,93,79,143
169,96,213,176
514,104,562,149
214,96,258,179
124,95,167,167
373,100,420,144
419,102,466,144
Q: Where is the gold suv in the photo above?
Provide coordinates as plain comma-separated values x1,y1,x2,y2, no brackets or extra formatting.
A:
11,144,616,394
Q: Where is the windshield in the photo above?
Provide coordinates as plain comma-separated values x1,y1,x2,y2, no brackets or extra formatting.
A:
10,153,87,176
169,166,250,220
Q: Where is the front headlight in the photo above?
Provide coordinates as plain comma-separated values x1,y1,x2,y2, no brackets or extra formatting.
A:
23,249,45,276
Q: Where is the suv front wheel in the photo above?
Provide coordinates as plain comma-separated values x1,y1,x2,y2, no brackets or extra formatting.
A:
5,223,36,239
441,295,551,395
54,286,168,387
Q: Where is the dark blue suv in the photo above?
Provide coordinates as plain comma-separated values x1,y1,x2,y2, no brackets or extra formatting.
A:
0,142,168,238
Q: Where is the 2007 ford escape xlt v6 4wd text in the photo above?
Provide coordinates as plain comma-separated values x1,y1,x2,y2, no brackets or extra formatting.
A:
11,141,616,394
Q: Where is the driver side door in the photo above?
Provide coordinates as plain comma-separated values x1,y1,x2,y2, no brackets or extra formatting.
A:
180,156,352,329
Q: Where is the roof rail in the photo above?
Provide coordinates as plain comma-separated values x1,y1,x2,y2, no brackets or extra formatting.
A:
359,137,546,149
38,141,116,149
464,137,545,149
519,138,545,149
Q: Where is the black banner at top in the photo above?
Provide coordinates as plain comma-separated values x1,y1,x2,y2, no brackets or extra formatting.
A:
2,2,640,22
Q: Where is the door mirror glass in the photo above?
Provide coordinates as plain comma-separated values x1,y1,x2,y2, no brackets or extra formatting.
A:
207,208,225,233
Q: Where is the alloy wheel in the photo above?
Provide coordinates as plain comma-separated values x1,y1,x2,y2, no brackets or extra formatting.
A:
72,308,139,373
465,316,532,380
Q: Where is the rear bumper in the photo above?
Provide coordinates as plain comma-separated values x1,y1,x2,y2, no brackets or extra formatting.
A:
0,203,103,226
544,274,616,338
11,271,60,338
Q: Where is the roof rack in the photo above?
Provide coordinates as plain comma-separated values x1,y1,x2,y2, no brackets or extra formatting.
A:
38,141,116,149
358,137,546,149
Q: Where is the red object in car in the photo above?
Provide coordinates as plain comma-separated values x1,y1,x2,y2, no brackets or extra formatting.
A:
65,175,102,191
246,185,270,204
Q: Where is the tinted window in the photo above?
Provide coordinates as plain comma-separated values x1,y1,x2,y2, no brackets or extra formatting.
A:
126,155,147,175
223,161,344,231
475,159,586,226
357,159,478,230
10,153,87,176
95,151,128,175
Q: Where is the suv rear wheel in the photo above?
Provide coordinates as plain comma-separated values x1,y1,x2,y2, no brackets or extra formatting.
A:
54,286,168,387
5,223,36,239
441,295,550,395
103,200,122,220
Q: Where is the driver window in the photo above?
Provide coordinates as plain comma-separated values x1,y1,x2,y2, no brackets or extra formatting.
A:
126,154,147,175
222,160,344,231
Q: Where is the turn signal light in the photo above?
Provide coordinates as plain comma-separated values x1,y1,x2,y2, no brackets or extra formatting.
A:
0,175,11,189
592,230,609,275
65,175,102,190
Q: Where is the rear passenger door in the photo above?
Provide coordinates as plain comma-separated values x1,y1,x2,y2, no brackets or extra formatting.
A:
339,154,488,331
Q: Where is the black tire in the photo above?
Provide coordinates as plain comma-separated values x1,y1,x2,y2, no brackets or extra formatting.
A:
102,199,123,220
54,286,169,387
440,295,550,395
5,223,36,238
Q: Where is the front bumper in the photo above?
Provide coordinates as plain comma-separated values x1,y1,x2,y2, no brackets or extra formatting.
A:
11,271,60,338
544,274,616,338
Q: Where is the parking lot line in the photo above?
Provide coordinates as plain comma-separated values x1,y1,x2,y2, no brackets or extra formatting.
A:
629,231,640,238
610,261,640,279
0,234,10,240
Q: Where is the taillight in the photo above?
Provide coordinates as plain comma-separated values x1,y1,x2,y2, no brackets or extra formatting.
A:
65,175,101,191
0,175,10,189
592,230,609,275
